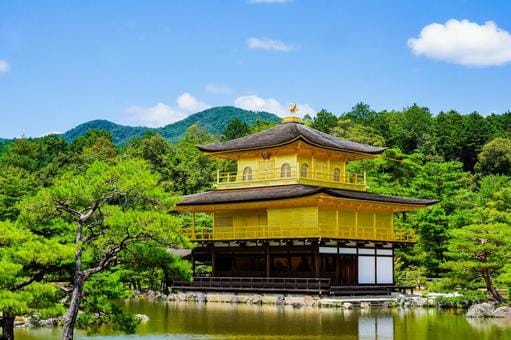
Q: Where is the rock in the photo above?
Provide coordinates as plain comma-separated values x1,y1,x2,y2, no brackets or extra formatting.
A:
492,306,511,318
167,293,177,301
28,314,42,327
196,293,207,303
466,303,495,318
276,295,286,306
135,314,150,322
155,293,167,302
382,301,392,308
413,297,428,307
145,290,156,300
230,295,240,304
248,294,263,305
342,302,353,309
426,298,437,307
303,295,316,306
360,302,370,309
292,302,303,309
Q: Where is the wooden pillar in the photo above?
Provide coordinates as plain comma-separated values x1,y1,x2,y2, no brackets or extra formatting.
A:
191,212,196,239
265,244,270,278
191,255,196,277
211,247,216,277
335,243,341,285
373,212,376,240
314,244,320,278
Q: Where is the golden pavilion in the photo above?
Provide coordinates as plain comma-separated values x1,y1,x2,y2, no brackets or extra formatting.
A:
175,116,436,294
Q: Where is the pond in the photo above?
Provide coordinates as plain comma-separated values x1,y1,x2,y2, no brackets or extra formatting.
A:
14,299,511,339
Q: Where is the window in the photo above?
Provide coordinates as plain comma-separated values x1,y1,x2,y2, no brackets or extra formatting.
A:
281,163,291,178
242,167,253,181
333,168,341,182
300,163,309,178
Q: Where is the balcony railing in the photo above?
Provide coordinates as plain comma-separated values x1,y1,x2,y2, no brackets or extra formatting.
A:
215,164,366,191
185,224,415,243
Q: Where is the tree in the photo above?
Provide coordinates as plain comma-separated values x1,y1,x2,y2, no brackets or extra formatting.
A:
387,104,433,154
222,118,250,141
250,120,278,133
442,183,511,302
124,133,176,192
475,138,511,176
0,221,73,339
460,112,492,172
172,125,222,194
344,102,376,125
332,119,385,146
310,109,337,133
443,223,511,302
434,110,464,161
19,158,186,338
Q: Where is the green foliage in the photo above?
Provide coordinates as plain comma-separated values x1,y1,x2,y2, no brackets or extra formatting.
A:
435,291,487,308
76,272,140,334
172,125,222,194
333,119,385,146
222,118,250,141
310,109,338,133
387,104,432,153
475,138,511,176
250,119,279,133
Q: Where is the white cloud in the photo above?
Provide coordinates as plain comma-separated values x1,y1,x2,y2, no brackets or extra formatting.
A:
205,84,234,95
124,93,211,127
176,92,210,112
248,0,291,3
234,95,315,118
408,19,511,66
0,60,10,73
247,37,297,52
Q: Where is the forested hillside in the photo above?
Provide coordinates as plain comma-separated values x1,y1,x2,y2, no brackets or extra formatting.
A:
0,102,510,336
59,106,279,144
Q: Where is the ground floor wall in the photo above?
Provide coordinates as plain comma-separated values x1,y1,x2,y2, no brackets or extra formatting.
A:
191,243,394,286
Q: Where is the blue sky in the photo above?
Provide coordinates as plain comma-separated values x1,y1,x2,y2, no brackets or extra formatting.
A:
1,0,511,138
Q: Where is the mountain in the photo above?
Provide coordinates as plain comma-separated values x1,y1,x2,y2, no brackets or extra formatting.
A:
63,120,152,144
157,106,279,141
62,106,280,144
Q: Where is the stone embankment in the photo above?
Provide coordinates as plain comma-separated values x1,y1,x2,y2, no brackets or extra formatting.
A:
466,303,511,318
137,290,511,319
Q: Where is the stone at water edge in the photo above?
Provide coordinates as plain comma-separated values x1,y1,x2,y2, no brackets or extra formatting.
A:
135,314,150,322
342,302,353,309
303,295,316,306
492,306,511,318
360,302,370,309
466,303,495,318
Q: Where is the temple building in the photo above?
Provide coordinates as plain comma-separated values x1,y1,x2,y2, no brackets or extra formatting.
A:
175,116,436,294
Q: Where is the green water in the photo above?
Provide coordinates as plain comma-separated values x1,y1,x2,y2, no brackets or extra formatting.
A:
14,300,511,339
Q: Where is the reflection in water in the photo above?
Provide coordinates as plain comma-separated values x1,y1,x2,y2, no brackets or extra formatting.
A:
14,300,511,340
359,315,393,340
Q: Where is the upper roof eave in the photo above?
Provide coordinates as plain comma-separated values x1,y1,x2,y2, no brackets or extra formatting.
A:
197,122,386,155
175,184,438,209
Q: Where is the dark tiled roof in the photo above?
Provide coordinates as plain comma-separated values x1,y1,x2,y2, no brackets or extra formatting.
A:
198,122,386,154
177,184,438,207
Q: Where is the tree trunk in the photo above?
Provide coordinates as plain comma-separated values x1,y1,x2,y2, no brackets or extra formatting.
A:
1,315,15,340
62,275,84,340
62,221,85,340
483,269,506,303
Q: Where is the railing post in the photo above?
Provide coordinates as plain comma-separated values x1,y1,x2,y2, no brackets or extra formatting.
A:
192,212,196,240
216,169,220,183
363,171,367,187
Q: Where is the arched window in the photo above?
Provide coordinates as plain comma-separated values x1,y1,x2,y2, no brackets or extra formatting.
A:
300,163,309,178
242,167,253,181
281,163,291,178
333,168,341,182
